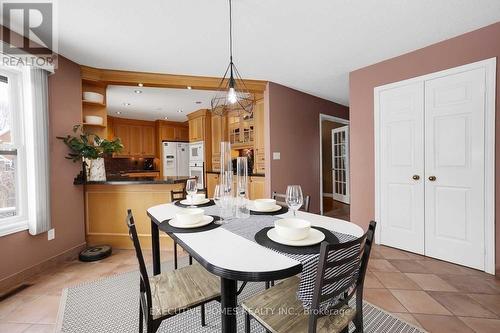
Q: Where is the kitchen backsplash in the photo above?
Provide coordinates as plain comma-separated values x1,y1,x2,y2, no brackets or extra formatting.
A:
104,157,156,173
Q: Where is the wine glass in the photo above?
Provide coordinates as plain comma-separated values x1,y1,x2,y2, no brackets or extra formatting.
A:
213,184,224,224
185,178,198,208
286,185,303,216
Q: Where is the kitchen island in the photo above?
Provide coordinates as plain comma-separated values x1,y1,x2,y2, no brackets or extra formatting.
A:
83,176,189,249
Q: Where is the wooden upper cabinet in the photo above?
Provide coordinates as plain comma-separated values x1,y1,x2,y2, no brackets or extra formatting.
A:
189,116,204,142
114,124,130,156
160,126,176,141
175,126,189,141
128,125,143,155
254,100,265,153
141,126,155,156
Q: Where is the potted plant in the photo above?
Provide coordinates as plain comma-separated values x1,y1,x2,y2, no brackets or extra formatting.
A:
57,125,123,181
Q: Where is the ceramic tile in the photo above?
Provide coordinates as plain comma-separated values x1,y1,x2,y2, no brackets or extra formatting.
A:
405,273,458,292
363,288,407,313
389,260,430,274
414,314,475,333
372,272,421,290
428,292,496,318
390,290,452,315
368,259,400,272
459,317,500,333
467,294,500,316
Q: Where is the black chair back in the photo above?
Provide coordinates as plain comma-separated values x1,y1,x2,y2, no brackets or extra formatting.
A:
272,192,311,212
125,209,153,318
308,221,376,332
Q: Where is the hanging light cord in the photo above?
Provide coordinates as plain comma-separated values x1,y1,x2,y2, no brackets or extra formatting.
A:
229,0,233,64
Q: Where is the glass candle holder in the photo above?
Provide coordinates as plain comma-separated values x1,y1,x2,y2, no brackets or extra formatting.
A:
236,157,250,218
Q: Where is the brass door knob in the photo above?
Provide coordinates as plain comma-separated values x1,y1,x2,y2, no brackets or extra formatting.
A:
428,176,436,181
412,175,420,180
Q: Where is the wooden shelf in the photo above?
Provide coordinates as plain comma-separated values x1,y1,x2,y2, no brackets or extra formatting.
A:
83,100,106,107
82,123,106,128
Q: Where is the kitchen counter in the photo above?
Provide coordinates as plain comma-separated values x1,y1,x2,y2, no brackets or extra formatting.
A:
206,170,265,177
75,176,189,185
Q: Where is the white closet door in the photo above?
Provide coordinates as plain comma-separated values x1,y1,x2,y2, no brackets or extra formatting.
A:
424,68,486,270
379,82,425,254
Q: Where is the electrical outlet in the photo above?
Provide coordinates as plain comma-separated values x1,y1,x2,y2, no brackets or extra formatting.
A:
273,152,281,160
48,228,55,241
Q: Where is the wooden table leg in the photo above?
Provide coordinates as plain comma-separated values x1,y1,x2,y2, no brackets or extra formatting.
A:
151,219,161,275
221,278,238,333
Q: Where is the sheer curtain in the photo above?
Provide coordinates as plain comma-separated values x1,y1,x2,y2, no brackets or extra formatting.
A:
23,67,51,235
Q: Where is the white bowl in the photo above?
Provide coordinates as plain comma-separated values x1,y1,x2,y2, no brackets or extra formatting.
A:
189,193,206,203
83,91,104,104
175,208,204,225
84,115,103,125
254,199,276,211
274,218,311,241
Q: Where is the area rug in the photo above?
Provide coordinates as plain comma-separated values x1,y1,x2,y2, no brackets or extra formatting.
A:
56,260,425,333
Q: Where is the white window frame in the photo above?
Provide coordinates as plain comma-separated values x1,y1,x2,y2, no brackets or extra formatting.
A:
0,65,28,237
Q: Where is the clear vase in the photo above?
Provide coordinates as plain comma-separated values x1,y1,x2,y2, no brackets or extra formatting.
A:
236,157,250,218
220,142,234,219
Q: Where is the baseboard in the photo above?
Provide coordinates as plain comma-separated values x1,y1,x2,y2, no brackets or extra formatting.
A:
322,192,334,198
0,242,87,295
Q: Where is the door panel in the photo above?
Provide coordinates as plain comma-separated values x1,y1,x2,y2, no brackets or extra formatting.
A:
379,82,425,254
424,68,485,270
331,126,350,204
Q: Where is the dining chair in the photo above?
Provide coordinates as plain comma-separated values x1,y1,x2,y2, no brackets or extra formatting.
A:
243,221,376,333
272,191,311,212
170,188,207,269
125,209,220,333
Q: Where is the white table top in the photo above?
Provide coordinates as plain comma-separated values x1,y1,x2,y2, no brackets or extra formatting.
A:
147,203,364,281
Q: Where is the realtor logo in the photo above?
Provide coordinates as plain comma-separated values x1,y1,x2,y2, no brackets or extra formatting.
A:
0,1,57,67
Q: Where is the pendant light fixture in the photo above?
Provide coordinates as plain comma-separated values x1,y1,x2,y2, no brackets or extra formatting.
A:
211,0,254,117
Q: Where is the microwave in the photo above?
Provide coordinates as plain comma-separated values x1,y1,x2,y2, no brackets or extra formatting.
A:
189,141,204,163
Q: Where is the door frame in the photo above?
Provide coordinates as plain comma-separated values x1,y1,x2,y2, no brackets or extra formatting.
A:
319,114,349,215
374,57,496,274
331,126,350,204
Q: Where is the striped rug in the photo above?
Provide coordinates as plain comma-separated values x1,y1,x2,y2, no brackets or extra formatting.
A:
56,260,425,333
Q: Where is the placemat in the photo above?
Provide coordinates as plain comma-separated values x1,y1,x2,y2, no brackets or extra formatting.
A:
250,205,288,216
159,215,221,233
254,226,339,255
174,199,215,208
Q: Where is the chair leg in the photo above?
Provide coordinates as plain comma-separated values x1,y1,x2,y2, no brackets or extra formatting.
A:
201,303,206,327
355,291,364,332
270,280,275,287
189,255,193,265
173,241,178,270
265,281,270,289
340,325,349,333
138,302,143,333
244,311,251,333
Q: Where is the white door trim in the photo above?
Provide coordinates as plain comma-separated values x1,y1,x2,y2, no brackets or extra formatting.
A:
374,57,496,274
319,114,349,215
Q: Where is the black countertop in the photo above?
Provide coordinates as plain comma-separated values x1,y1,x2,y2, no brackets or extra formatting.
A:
75,176,190,185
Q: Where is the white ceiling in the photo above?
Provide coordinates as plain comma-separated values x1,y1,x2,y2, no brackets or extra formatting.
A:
106,86,216,121
57,0,500,106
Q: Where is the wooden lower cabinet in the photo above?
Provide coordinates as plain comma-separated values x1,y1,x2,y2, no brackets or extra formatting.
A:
250,176,266,199
206,173,266,200
85,183,184,249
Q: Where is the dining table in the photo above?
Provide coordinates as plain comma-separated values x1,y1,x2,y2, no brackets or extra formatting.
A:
147,202,364,333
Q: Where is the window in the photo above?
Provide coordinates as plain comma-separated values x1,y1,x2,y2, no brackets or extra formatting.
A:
0,67,28,236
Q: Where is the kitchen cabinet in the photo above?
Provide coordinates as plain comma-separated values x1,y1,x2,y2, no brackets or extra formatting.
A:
206,173,219,198
250,176,265,200
175,127,189,141
253,100,265,174
158,123,189,142
189,116,204,142
228,111,254,147
111,117,156,157
211,114,227,171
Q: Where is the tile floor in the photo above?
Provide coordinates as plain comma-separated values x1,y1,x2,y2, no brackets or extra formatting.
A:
1,245,499,333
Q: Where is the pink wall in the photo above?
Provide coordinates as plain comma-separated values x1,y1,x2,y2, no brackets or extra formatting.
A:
349,22,500,274
266,82,349,213
0,56,85,282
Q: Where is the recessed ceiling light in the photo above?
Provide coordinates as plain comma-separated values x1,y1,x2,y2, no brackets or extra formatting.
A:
195,101,202,104
187,86,192,90
138,83,143,87
123,102,131,106
177,109,183,113
116,111,121,115
164,116,168,120
134,90,142,94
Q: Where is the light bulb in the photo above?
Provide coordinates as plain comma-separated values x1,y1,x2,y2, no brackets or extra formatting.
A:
227,87,237,104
